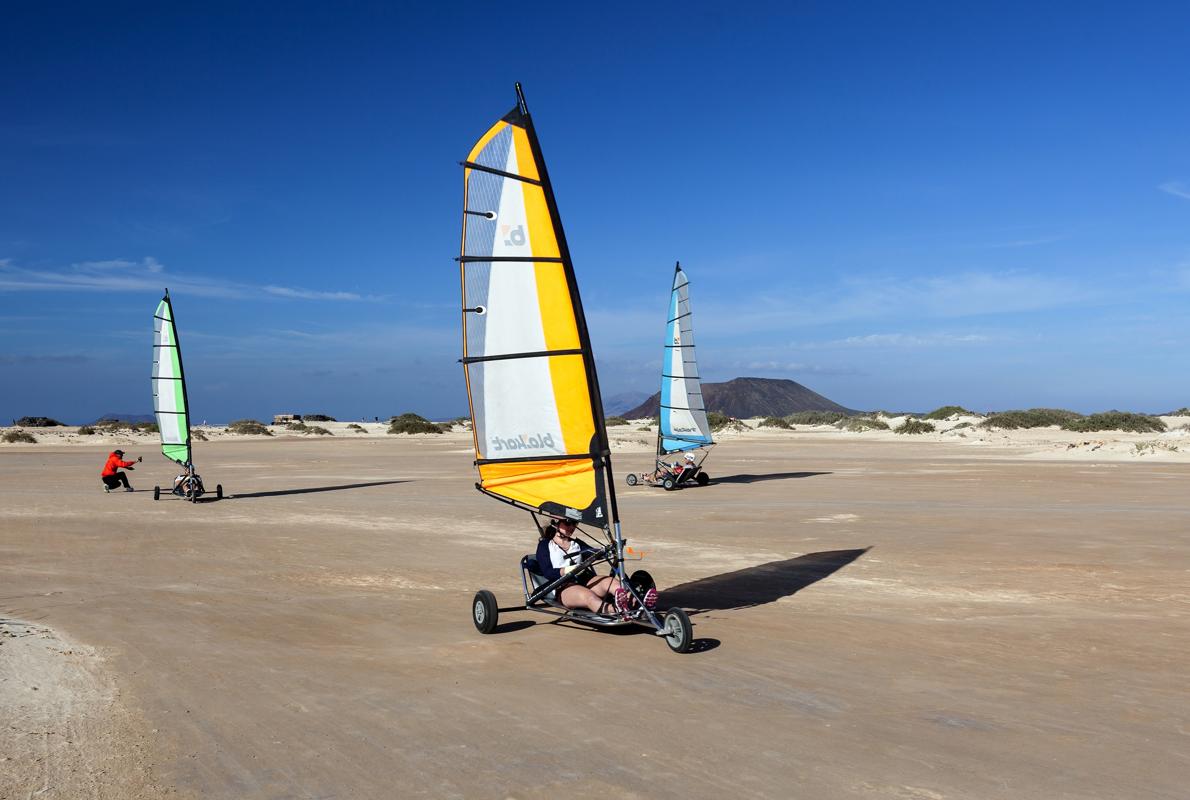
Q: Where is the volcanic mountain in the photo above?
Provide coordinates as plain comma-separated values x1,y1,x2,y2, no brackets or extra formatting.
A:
622,377,853,419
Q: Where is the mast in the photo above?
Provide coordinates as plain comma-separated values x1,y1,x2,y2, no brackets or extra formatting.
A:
515,83,621,531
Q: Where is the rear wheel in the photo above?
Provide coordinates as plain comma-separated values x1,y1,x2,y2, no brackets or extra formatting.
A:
153,486,160,501
630,570,655,595
216,484,223,500
696,472,709,486
662,478,675,490
472,590,498,634
663,608,693,653
625,473,638,486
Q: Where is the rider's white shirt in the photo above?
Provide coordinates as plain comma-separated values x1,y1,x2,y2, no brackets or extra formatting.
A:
547,539,580,570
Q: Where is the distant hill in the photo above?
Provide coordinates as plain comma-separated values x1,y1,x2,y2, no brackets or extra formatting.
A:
602,390,653,417
623,377,854,419
92,412,156,424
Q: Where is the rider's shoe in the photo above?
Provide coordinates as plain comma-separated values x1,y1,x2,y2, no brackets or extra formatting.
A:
613,587,632,619
643,588,658,610
103,486,111,493
125,487,135,492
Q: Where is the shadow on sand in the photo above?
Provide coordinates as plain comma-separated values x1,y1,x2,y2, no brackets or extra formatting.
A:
229,480,408,499
712,471,831,485
662,548,869,615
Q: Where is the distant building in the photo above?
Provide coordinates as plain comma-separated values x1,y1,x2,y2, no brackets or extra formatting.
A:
273,413,301,425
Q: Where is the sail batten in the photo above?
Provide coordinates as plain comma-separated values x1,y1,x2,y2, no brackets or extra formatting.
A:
151,291,192,466
658,264,713,457
460,86,613,526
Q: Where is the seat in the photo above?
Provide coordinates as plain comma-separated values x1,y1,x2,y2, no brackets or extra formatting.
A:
521,555,556,600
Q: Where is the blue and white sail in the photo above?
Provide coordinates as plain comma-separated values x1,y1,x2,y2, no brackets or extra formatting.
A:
658,263,713,456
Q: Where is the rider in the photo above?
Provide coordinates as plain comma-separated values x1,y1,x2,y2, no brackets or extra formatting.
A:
101,449,140,493
536,519,632,616
535,519,658,616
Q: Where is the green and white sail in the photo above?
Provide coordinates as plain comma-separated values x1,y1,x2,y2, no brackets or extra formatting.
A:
152,291,191,466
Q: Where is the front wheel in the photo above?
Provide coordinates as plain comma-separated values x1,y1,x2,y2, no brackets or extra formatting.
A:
216,484,223,500
696,472,709,486
625,473,638,486
663,608,693,653
662,478,675,491
153,486,160,501
472,589,498,634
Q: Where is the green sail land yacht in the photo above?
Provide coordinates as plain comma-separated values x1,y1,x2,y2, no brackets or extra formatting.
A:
152,289,221,502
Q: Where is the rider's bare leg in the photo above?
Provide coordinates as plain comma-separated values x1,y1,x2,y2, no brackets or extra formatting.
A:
559,584,606,613
559,575,623,613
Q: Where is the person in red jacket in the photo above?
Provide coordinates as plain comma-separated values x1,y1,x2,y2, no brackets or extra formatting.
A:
101,449,141,493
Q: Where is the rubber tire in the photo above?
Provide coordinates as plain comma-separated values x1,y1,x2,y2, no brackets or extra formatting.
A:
663,608,693,653
153,486,160,501
662,478,675,491
625,473,638,486
472,590,499,634
696,472,709,486
630,570,655,595
216,484,223,500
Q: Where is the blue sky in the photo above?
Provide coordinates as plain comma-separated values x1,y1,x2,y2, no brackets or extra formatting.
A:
2,1,1189,423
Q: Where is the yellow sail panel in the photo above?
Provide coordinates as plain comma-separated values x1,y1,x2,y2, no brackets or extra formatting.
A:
460,93,607,524
478,458,598,514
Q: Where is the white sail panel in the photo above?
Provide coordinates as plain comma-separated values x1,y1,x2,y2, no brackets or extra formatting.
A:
659,266,712,454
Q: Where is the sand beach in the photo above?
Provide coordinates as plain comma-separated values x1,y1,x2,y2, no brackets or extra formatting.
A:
1,421,1187,798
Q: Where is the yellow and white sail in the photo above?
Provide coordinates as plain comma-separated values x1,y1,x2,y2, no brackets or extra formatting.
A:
459,86,610,525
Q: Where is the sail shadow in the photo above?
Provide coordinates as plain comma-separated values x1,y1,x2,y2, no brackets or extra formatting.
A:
662,548,868,614
229,480,408,499
712,471,831,485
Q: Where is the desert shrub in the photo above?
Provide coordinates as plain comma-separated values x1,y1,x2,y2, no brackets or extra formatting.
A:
307,425,333,436
706,411,732,431
895,419,935,435
192,429,208,441
3,431,37,443
980,409,1083,429
388,413,443,434
923,405,975,420
15,416,64,427
1061,412,1166,433
77,425,96,435
641,425,652,432
228,419,272,435
605,416,629,426
836,416,890,432
785,410,847,426
135,421,158,433
1134,440,1179,455
286,422,309,431
302,414,335,422
1166,407,1190,417
951,421,973,430
760,417,792,429
347,423,365,432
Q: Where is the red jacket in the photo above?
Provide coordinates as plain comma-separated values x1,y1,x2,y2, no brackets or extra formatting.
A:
102,453,135,477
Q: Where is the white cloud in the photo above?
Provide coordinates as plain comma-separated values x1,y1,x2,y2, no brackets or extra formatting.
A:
827,332,992,348
1159,181,1190,200
0,257,373,302
264,285,365,301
